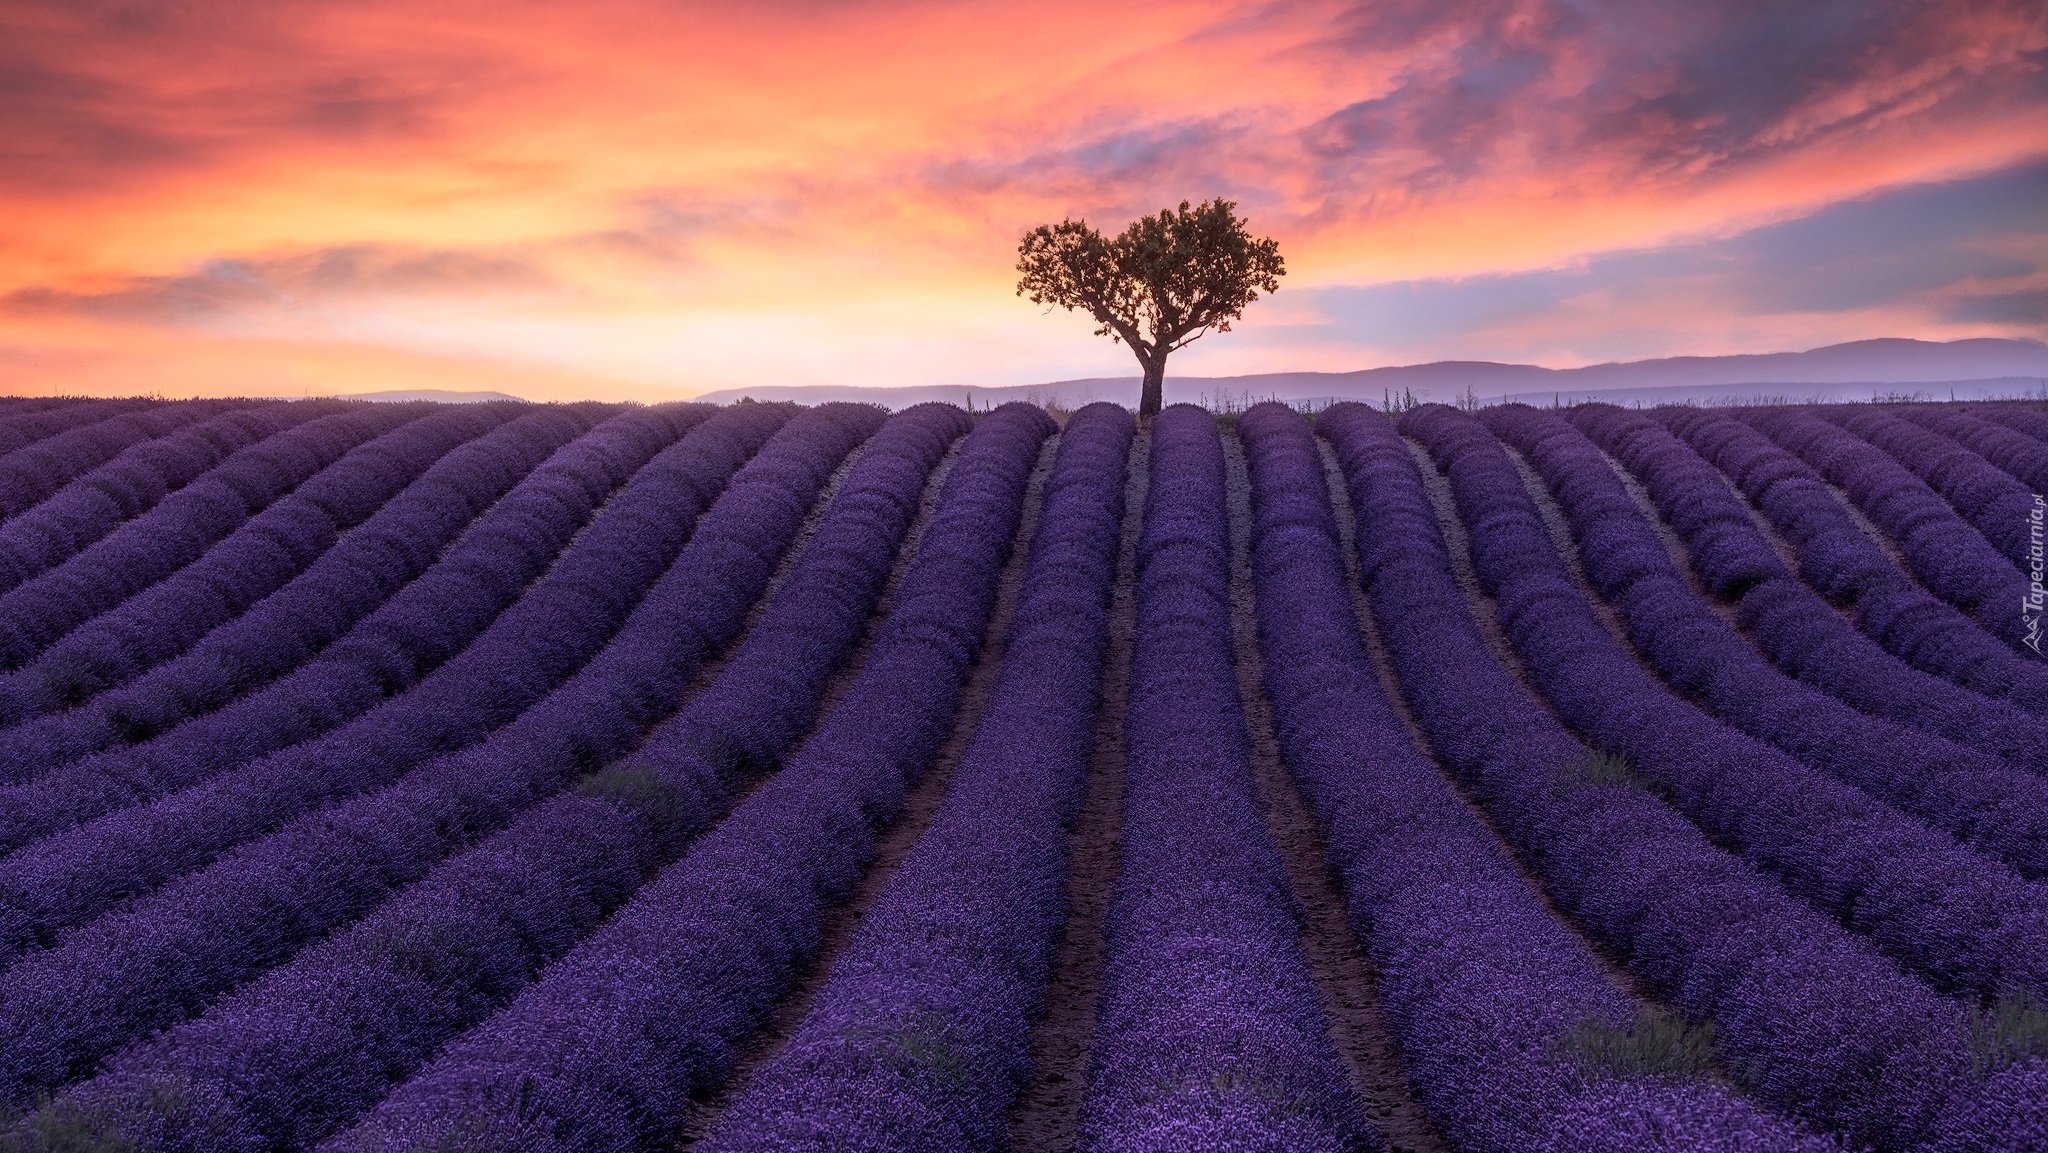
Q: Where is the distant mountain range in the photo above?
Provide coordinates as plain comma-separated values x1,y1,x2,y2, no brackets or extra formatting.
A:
692,337,2048,410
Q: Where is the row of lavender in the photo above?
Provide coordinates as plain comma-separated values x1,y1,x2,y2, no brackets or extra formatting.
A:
0,393,2045,1151
31,401,977,1150
0,401,813,1094
0,403,771,975
1359,398,2048,1150
0,394,1058,1149
672,395,2048,1152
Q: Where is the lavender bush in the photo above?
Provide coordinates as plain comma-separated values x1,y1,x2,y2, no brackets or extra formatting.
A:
0,403,522,723
0,405,687,851
0,394,2038,1151
0,400,252,521
1898,406,2048,496
1657,406,2048,712
0,403,789,969
0,401,849,1106
323,403,1051,1153
0,399,159,457
0,405,605,775
0,405,423,668
698,402,1131,1153
0,402,340,594
1981,403,2048,447
1240,402,1833,1153
19,403,967,1152
1320,401,1980,1150
1748,406,2036,655
1402,403,2048,1003
1827,407,2040,573
1482,402,2048,876
1065,405,1372,1152
1572,403,2048,774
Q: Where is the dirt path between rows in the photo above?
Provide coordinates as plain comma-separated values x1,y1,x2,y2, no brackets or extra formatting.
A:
1499,443,1675,680
1221,430,1449,1153
677,432,1057,1146
1341,435,1664,1010
658,424,901,720
1005,426,1147,1153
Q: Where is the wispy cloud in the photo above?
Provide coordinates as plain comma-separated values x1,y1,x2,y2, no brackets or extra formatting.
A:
0,0,2041,399
5,245,559,324
1284,161,2048,366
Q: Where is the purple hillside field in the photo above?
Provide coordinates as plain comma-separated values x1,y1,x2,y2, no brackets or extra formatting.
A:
1982,403,2048,447
1403,403,2048,1004
0,402,341,594
698,402,1132,1153
1898,406,2048,496
1656,406,2048,712
1237,403,1831,1153
0,404,424,669
1072,405,1372,1153
29,402,965,1153
0,399,158,456
1826,407,2042,575
1320,402,1981,1151
0,404,607,777
1571,403,2048,776
0,404,685,855
0,400,254,522
0,403,782,976
0,403,520,724
1559,406,1792,599
0,403,671,839
1481,403,2048,877
1,393,2043,1151
324,402,1051,1153
1747,406,2037,653
0,400,844,1107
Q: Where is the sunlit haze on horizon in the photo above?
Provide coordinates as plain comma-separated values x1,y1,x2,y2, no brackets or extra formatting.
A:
2,0,2044,402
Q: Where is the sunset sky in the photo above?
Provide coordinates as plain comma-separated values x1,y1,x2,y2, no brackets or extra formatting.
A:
2,0,2044,402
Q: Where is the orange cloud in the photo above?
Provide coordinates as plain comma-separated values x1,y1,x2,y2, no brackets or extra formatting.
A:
1,0,2042,399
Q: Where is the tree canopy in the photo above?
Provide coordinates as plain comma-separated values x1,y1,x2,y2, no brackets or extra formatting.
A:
1016,198,1284,416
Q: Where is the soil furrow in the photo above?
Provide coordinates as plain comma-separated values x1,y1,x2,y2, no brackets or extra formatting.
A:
676,432,1058,1145
1782,435,1928,580
659,426,895,710
1222,428,1449,1153
1005,425,1147,1153
1500,443,1677,676
1390,432,1749,1087
1591,445,1752,621
1360,437,1662,1009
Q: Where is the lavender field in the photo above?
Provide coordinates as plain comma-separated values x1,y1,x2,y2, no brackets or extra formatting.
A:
0,393,2045,1153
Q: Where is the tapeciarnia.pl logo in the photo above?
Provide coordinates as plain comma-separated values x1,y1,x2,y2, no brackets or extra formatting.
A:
2026,493,2044,655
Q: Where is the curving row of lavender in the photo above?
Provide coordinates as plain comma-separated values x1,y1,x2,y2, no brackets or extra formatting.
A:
27,401,971,1151
0,402,343,594
0,404,429,670
0,404,608,768
328,401,1052,1151
0,403,769,970
1403,404,2048,1004
1658,405,2048,712
0,403,535,722
1238,404,1833,1153
696,401,1132,1153
0,393,2043,1152
1480,403,2048,877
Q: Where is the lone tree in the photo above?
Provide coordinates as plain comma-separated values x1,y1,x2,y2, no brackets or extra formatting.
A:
1016,198,1284,417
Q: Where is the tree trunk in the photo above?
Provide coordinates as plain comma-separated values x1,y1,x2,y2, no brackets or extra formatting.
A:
1138,357,1166,418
